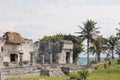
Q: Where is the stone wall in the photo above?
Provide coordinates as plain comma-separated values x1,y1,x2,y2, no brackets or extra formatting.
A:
0,64,89,80
37,40,73,64
0,67,41,80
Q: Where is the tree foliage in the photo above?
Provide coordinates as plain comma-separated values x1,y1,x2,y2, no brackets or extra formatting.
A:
40,33,64,41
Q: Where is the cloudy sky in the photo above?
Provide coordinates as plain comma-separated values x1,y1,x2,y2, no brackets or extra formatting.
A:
0,0,120,41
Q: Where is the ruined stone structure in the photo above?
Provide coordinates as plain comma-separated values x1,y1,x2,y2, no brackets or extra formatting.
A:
0,32,34,67
0,32,90,80
0,32,74,67
36,40,73,64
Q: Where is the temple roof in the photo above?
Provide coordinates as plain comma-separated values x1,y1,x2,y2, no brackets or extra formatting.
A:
3,32,25,44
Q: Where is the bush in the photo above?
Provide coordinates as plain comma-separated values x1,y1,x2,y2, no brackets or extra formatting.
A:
69,70,89,80
117,58,120,64
69,73,80,80
78,70,89,80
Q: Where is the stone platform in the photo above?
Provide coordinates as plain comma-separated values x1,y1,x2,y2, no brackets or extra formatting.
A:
0,64,89,80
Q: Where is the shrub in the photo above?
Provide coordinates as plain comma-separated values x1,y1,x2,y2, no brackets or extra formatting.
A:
69,70,89,80
69,73,80,80
78,70,89,80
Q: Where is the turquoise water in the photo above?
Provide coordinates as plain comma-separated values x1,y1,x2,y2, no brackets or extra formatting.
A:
77,57,105,65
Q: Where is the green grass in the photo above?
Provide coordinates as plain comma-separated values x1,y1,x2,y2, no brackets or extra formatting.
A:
6,60,120,80
88,60,120,80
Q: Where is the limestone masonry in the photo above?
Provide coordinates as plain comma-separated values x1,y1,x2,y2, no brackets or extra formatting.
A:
0,31,74,67
0,32,89,80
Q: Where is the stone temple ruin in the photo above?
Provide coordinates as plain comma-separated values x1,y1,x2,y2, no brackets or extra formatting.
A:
36,40,73,64
0,31,74,67
0,32,89,80
0,32,34,67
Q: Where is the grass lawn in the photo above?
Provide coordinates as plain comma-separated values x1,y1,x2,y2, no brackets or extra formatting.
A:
88,60,120,80
6,60,120,80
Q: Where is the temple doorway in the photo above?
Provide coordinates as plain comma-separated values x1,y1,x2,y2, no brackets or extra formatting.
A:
10,54,18,63
66,52,70,64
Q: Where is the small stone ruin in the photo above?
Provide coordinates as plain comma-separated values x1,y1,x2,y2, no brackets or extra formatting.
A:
36,40,73,64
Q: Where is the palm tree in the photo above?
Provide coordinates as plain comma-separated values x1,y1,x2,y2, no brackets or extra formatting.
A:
89,35,104,62
76,19,100,64
104,35,118,59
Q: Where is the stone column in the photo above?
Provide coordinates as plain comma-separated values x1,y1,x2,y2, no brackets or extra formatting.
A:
30,51,35,66
41,53,44,64
19,51,23,67
70,51,73,64
49,52,52,64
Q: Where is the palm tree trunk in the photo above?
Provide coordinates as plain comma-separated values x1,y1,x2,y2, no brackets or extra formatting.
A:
112,49,115,59
97,53,101,62
87,39,90,65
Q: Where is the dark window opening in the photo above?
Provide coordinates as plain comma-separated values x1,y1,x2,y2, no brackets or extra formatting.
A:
10,54,18,63
66,52,70,64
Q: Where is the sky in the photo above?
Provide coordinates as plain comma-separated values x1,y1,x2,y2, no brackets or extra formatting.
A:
0,0,120,42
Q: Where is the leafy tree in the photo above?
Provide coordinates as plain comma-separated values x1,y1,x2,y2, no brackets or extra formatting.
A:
76,19,100,64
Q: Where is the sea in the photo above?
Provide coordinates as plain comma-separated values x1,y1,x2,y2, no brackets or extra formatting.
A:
78,54,119,65
77,57,106,65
